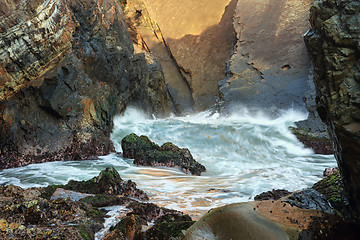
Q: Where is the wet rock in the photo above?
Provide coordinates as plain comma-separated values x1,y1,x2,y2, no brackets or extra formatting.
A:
121,133,206,175
290,127,333,155
0,187,104,239
304,0,360,220
0,0,171,170
312,171,350,216
106,202,194,240
51,188,95,202
298,214,360,240
254,189,292,201
323,167,339,177
45,167,148,201
283,189,333,213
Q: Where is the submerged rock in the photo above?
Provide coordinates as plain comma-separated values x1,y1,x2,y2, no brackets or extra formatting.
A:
121,133,206,175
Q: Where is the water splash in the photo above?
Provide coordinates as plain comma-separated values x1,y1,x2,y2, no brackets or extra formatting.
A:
0,107,336,219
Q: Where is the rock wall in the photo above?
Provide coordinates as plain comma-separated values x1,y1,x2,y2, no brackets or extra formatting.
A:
124,0,316,114
220,0,313,112
305,0,360,220
126,0,236,112
0,0,171,169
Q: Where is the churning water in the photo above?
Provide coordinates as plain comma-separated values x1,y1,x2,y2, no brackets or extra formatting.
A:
0,107,336,219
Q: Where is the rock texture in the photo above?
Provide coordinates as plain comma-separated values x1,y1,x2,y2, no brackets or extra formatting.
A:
219,0,313,112
121,133,206,175
125,0,236,112
304,0,360,220
0,0,171,169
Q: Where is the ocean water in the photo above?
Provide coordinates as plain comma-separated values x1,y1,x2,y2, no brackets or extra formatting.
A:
0,107,337,220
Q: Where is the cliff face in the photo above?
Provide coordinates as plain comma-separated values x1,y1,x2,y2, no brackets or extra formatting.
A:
220,0,313,112
0,0,171,169
124,0,316,113
305,0,360,219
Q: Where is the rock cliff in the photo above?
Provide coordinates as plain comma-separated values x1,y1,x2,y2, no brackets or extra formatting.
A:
124,0,315,113
0,0,171,169
305,0,360,220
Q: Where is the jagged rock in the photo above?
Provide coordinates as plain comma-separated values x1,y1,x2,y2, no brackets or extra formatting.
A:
0,185,104,239
121,133,206,175
43,167,149,201
304,0,360,220
283,188,333,213
106,202,194,240
312,171,350,216
0,0,171,169
254,189,292,201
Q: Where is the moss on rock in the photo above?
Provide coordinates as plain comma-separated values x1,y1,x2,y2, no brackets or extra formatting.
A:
121,133,206,175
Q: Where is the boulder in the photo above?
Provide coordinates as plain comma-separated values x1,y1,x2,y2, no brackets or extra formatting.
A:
121,133,206,175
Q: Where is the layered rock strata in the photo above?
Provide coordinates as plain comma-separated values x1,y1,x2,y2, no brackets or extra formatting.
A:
0,0,171,169
305,0,360,220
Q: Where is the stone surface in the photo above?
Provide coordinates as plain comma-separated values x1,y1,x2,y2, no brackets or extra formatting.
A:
125,0,236,111
312,171,350,216
124,0,194,114
45,167,149,201
121,133,206,175
184,201,323,240
304,0,360,220
106,202,194,240
254,189,292,201
290,127,334,154
283,188,333,214
219,0,313,113
0,0,171,169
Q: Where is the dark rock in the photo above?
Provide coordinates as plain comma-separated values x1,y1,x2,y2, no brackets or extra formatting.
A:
283,188,333,213
0,0,171,170
312,171,350,217
49,167,148,201
0,185,104,239
254,189,292,201
121,133,206,175
106,201,194,240
304,0,360,220
323,167,339,177
298,214,360,240
290,127,333,155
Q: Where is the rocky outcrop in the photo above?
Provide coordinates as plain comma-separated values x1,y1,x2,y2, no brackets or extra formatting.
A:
121,133,206,175
0,168,194,239
0,0,171,169
304,0,360,220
